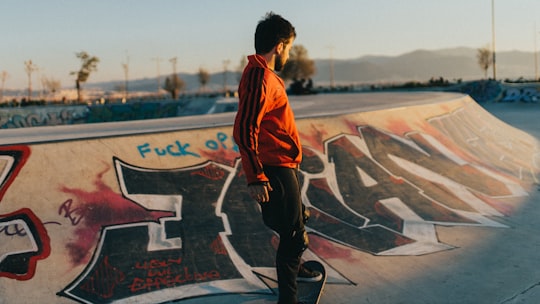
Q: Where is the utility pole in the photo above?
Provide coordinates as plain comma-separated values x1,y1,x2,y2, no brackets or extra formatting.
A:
0,71,7,104
491,0,497,80
223,59,230,95
535,23,539,81
151,57,163,95
122,51,129,101
24,60,38,103
38,68,45,101
328,46,335,88
169,57,177,75
169,57,179,98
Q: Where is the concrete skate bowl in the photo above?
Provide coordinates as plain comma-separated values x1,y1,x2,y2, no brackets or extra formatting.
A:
0,93,538,303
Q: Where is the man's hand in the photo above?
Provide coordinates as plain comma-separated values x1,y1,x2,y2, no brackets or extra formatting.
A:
248,182,273,203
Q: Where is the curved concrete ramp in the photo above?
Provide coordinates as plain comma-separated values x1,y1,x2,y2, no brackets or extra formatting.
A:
0,93,538,303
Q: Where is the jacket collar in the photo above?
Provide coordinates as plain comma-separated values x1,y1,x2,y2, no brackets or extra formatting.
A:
248,54,269,69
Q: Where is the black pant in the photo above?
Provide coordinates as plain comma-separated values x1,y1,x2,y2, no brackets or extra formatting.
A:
260,166,308,304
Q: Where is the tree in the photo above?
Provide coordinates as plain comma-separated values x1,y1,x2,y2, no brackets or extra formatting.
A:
71,51,99,103
198,67,210,92
280,45,316,94
42,76,61,99
163,74,185,99
477,46,493,79
280,45,316,81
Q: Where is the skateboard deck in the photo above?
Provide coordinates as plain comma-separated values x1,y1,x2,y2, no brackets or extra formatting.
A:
297,260,327,304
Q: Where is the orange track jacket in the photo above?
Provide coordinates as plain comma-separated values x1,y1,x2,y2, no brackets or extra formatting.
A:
233,54,302,184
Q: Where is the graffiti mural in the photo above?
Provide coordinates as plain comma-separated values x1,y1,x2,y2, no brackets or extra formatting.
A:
501,86,540,103
0,208,51,281
63,115,532,301
0,101,185,129
0,97,538,303
0,146,51,281
0,106,89,128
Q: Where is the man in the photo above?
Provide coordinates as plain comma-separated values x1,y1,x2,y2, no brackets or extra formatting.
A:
233,12,321,304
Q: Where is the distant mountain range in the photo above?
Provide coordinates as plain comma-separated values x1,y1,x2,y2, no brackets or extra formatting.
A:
87,47,538,93
312,47,538,85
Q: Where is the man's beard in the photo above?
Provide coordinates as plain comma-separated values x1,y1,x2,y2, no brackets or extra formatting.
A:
274,54,285,72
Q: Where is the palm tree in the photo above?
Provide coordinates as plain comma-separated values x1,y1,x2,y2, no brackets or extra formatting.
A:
198,67,210,92
71,51,99,103
164,74,185,99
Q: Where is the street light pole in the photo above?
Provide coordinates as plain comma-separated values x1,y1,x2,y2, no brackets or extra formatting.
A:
327,45,335,88
537,31,540,81
151,57,163,95
223,59,230,95
535,24,539,81
491,0,497,80
122,51,129,102
24,60,38,103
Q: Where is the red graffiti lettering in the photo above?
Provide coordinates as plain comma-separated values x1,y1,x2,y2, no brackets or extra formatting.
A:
128,267,220,293
134,257,183,270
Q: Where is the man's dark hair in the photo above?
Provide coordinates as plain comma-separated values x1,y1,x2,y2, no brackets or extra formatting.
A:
255,12,296,54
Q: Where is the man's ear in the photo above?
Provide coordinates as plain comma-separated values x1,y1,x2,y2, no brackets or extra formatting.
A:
275,42,284,55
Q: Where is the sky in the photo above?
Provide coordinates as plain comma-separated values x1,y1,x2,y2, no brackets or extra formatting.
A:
1,0,540,90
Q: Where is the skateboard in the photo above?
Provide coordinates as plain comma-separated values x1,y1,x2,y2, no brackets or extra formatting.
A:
297,260,327,304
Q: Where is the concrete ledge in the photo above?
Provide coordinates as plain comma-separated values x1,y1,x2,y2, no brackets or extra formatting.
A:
0,92,466,145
